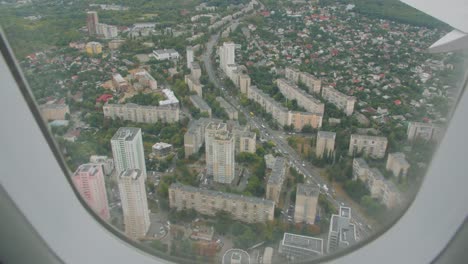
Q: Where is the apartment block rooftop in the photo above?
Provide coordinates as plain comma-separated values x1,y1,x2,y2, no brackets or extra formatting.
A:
111,127,140,141
281,233,324,255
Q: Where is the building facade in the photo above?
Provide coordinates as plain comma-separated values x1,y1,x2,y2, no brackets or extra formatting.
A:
348,134,388,158
169,183,274,223
321,86,356,116
294,184,319,224
118,169,150,240
205,122,235,184
103,103,180,124
72,164,110,221
316,131,336,159
111,127,147,180
86,11,99,36
266,157,287,204
386,152,410,178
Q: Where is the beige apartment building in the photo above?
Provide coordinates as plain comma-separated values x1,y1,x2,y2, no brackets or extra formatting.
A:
247,85,323,131
386,152,410,178
321,86,356,116
103,103,180,123
348,134,388,159
266,157,287,204
216,97,238,120
276,79,324,114
352,158,400,208
284,67,321,94
112,73,129,92
239,74,251,94
39,103,70,121
118,169,150,240
169,183,275,223
316,131,336,158
294,184,319,224
233,128,256,153
185,75,203,97
407,121,444,142
205,122,235,184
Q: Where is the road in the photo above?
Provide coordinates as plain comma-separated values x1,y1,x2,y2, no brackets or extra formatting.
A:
201,25,371,240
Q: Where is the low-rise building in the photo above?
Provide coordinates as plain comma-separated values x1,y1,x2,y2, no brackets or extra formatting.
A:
169,183,275,223
112,73,129,92
321,86,356,116
152,142,173,158
85,41,103,55
407,121,444,142
277,79,324,114
348,134,388,159
151,49,180,60
266,157,287,204
386,152,410,178
279,233,324,261
294,184,319,224
108,39,126,50
327,207,356,253
216,97,238,120
315,131,336,159
190,95,212,117
39,103,70,121
190,224,214,241
131,69,157,90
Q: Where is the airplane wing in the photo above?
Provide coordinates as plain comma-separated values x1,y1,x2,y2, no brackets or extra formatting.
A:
400,0,468,52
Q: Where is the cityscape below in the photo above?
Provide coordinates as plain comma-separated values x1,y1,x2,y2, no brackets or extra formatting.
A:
1,0,463,263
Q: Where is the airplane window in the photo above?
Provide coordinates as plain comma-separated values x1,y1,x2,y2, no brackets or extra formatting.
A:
1,0,466,263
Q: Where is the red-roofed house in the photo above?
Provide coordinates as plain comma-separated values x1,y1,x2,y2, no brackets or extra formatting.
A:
394,99,402,105
96,94,114,103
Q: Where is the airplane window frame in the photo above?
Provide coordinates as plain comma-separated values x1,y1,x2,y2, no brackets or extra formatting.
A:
1,16,467,264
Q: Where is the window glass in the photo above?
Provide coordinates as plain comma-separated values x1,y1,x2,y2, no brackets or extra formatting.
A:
1,0,466,263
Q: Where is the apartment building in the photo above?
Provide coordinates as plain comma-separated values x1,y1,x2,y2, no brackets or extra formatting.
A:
239,74,251,94
284,67,321,94
279,233,324,261
233,129,256,153
316,131,336,158
169,183,275,223
294,184,319,224
185,75,203,97
352,158,400,208
118,169,150,240
39,103,69,121
348,134,388,159
327,207,356,253
186,46,194,69
72,164,110,221
216,97,238,120
190,95,212,118
219,42,236,72
247,85,323,130
111,127,147,179
276,79,324,114
112,73,129,92
321,86,356,116
205,122,235,184
103,103,180,123
86,11,99,36
386,152,410,178
407,121,444,142
266,158,287,204
131,69,157,90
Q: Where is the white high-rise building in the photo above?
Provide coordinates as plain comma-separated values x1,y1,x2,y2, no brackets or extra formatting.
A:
111,127,147,180
118,169,150,240
205,122,235,184
219,42,236,72
186,47,194,69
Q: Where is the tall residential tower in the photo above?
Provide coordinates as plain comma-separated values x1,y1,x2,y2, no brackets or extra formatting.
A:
111,127,147,179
